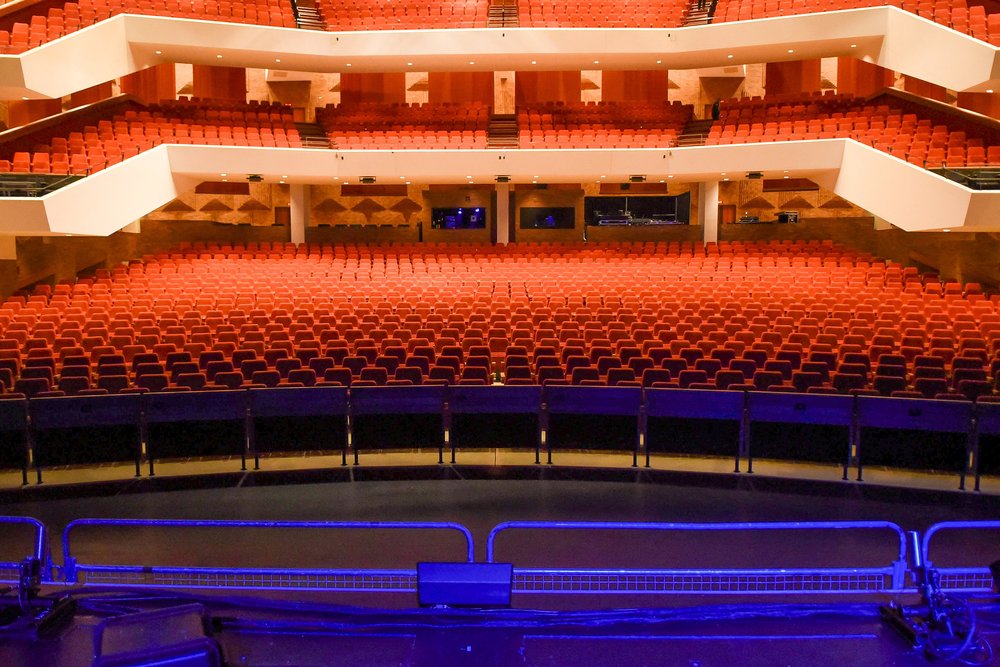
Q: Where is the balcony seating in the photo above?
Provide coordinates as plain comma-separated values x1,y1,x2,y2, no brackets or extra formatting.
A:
515,0,689,27
0,98,301,175
317,102,490,150
0,0,295,54
518,101,692,149
706,92,1000,168
318,0,489,30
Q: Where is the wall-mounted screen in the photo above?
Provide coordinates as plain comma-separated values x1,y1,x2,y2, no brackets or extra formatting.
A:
520,207,576,229
431,207,486,229
584,193,690,226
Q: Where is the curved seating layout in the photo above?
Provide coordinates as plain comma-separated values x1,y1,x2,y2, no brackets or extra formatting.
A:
0,0,295,54
518,101,692,149
1,241,998,401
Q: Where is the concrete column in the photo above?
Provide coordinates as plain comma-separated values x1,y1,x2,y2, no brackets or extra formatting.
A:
495,183,510,244
289,184,308,245
0,236,16,260
699,181,719,244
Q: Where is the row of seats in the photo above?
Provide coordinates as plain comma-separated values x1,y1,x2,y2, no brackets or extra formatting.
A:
316,102,490,150
706,92,1000,168
514,0,689,27
0,99,302,175
316,0,491,30
1,242,997,399
5,93,999,175
713,0,1000,48
518,101,692,149
0,0,295,54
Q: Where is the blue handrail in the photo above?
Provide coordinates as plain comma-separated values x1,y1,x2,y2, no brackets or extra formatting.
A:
62,518,474,586
0,515,50,582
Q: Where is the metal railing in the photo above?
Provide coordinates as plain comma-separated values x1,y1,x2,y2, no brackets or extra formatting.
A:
0,518,994,599
486,520,910,595
4,385,999,491
61,518,474,591
921,521,1000,593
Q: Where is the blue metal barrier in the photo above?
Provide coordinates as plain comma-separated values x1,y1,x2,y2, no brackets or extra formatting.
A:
62,518,475,591
542,385,642,466
448,384,542,463
0,515,50,583
921,520,1000,593
249,386,349,467
29,393,143,482
349,385,448,464
143,390,249,475
644,388,746,470
746,392,854,477
486,520,910,595
0,398,29,486
855,396,973,487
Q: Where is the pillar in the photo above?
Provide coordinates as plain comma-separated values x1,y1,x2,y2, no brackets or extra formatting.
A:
0,236,16,260
957,92,1000,120
602,71,669,103
903,76,948,103
120,63,177,104
836,58,893,97
495,183,510,245
428,72,494,105
765,60,821,96
340,73,406,104
192,65,246,102
700,181,719,244
6,99,62,127
69,82,114,108
514,71,582,105
289,185,308,245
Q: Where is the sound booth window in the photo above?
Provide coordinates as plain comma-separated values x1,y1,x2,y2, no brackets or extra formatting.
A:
431,207,487,229
520,207,575,229
584,193,691,226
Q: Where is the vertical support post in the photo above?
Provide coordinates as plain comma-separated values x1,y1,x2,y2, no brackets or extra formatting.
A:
639,401,648,468
244,390,256,471
538,401,548,465
966,407,979,492
20,400,30,486
27,403,42,485
495,182,510,245
289,184,308,245
140,394,152,477
440,396,448,465
699,180,719,245
735,390,749,473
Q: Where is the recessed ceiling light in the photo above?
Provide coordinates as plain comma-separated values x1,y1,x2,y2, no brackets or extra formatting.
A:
279,180,286,184
783,175,789,179
333,176,340,180
783,170,789,173
943,228,951,232
532,180,537,184
667,175,674,179
466,175,472,179
600,175,606,178
659,180,665,183
282,175,288,179
727,54,734,59
346,63,352,67
220,173,227,177
531,60,537,65
787,49,794,53
399,176,405,179
850,44,857,48
721,172,726,176
656,60,662,64
20,96,29,100
216,54,223,59
723,177,730,181
469,61,475,65
275,59,281,63
988,89,995,94
155,50,162,55
405,181,411,185
407,62,413,66
594,60,600,64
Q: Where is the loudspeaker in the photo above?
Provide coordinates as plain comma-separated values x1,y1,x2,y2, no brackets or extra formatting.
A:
417,562,513,608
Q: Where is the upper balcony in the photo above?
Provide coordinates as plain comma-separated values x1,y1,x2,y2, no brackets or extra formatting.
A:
0,3,997,99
